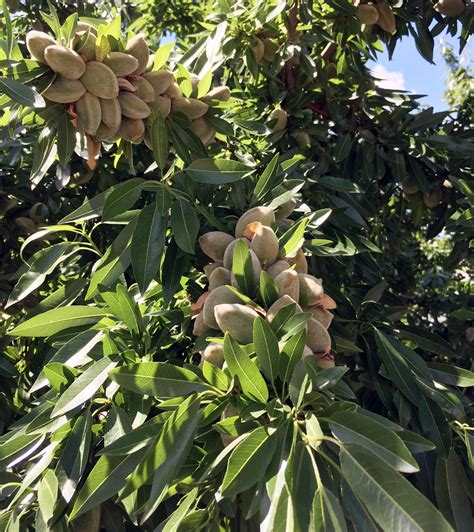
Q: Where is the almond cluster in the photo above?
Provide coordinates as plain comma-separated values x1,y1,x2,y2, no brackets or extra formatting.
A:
26,24,229,147
192,202,337,371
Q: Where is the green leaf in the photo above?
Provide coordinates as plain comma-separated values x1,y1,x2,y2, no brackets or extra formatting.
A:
109,362,211,397
102,178,143,222
101,284,143,335
7,243,78,308
374,329,422,404
150,110,168,170
428,363,474,388
398,430,436,454
57,111,76,167
329,410,419,473
0,434,44,469
279,328,306,387
435,450,473,532
223,333,269,403
99,414,169,456
259,270,279,308
185,158,254,184
0,76,45,107
9,306,107,337
55,412,92,502
220,426,276,498
162,239,186,304
232,239,255,296
311,485,347,532
69,451,146,521
341,445,453,532
253,317,279,384
334,133,352,162
170,199,200,254
51,356,117,417
37,470,58,525
253,153,280,200
417,396,451,458
395,325,459,359
278,217,309,258
140,396,202,522
122,396,199,498
286,441,316,531
86,220,136,299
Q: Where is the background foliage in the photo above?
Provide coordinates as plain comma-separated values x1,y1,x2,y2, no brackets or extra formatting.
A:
0,0,472,530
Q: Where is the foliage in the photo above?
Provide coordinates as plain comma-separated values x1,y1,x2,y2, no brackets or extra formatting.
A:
0,0,472,530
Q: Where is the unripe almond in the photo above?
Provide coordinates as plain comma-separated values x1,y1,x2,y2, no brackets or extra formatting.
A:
308,306,333,329
191,118,215,145
150,95,171,118
81,61,119,99
100,98,121,130
193,312,206,335
199,231,235,262
94,122,120,141
143,70,175,96
200,343,225,368
43,78,86,103
223,238,250,270
434,0,466,16
357,4,379,24
171,97,209,119
201,86,231,103
44,45,86,80
375,1,397,33
275,269,300,301
76,92,101,135
202,285,241,329
325,62,337,79
250,225,279,265
235,206,275,238
15,216,37,233
214,304,259,344
209,267,232,292
262,38,278,62
118,78,137,93
275,199,297,220
316,352,335,369
266,295,302,323
423,189,442,208
251,38,265,63
118,118,145,143
402,178,420,194
26,31,56,62
269,108,287,132
125,35,149,74
266,259,291,279
307,318,331,353
293,249,308,273
132,77,155,102
302,345,314,357
321,293,337,310
164,81,183,99
299,274,324,307
118,92,151,119
103,52,139,77
204,262,223,278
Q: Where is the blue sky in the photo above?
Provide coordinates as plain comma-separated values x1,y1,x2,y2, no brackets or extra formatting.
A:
369,35,472,110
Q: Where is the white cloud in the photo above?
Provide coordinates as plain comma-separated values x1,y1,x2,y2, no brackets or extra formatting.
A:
371,64,406,91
